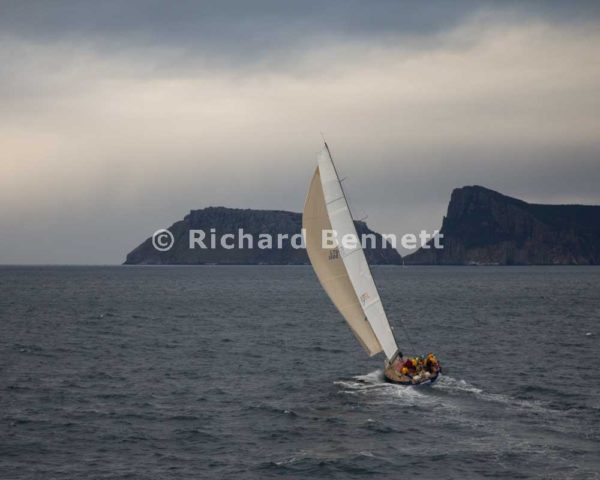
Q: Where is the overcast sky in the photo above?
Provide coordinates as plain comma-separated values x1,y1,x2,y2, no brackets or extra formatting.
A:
1,1,599,263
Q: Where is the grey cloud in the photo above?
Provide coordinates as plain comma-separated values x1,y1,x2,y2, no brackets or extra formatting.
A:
1,1,599,65
1,2,600,263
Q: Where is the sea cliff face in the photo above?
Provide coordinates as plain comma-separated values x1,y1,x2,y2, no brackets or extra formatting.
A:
405,186,600,265
124,207,402,265
125,188,600,266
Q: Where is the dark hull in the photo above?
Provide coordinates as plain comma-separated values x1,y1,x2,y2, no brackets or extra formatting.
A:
383,367,441,386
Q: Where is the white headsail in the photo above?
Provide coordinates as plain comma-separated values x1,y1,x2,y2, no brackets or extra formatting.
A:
302,143,400,360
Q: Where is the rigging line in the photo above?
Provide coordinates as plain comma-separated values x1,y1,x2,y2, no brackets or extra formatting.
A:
324,142,420,358
321,140,362,224
337,173,367,226
325,141,419,356
400,322,418,355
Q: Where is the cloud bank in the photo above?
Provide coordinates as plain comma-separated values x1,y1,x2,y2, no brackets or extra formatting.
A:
1,2,599,263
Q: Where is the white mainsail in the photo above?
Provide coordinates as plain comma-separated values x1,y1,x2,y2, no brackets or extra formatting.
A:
302,143,399,360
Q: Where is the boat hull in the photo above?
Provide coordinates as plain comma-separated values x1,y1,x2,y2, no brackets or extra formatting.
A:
383,366,441,386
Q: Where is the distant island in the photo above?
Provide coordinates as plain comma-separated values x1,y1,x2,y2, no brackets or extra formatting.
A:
124,186,600,266
405,185,600,265
124,207,402,265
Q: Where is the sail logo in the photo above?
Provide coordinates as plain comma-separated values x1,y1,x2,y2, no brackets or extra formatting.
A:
359,292,370,305
328,248,340,261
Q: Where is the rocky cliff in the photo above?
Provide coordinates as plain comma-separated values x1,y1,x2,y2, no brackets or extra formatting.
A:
124,207,402,265
405,186,600,265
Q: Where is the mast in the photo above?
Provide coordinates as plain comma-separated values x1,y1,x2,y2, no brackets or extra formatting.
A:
313,143,400,361
323,141,400,360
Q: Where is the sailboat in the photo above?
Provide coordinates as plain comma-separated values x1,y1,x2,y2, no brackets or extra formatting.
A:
302,142,441,386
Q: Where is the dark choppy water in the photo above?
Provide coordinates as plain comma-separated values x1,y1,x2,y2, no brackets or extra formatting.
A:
1,266,599,479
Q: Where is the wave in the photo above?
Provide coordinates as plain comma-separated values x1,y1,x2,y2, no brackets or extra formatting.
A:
264,448,392,475
336,370,555,415
433,375,555,414
432,375,483,394
334,370,431,406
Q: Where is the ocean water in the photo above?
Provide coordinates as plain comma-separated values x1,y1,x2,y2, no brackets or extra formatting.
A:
1,265,599,479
